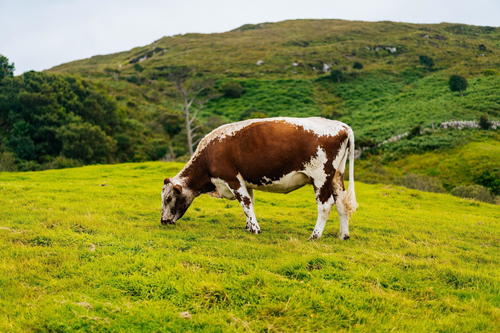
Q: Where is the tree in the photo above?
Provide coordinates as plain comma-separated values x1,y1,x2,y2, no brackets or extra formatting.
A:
352,62,363,70
221,81,244,98
448,75,468,96
0,54,15,80
330,69,344,83
478,114,491,130
419,55,434,69
162,66,216,155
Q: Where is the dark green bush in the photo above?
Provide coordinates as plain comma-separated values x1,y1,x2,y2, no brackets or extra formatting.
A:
478,114,491,130
419,55,434,69
473,169,499,195
330,69,344,83
449,75,468,95
407,125,422,139
352,62,363,70
221,81,244,98
451,185,495,203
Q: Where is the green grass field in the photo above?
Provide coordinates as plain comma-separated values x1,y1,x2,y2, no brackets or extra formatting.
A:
0,162,498,332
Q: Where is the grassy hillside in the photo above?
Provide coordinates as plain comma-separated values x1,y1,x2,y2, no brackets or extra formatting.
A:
48,19,500,142
0,162,498,332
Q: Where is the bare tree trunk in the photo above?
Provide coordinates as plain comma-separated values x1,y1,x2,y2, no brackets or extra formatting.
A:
184,104,194,156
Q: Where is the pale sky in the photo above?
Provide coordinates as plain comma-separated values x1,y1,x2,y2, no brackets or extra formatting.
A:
1,0,499,74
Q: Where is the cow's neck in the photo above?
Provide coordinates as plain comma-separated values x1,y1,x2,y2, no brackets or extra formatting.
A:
177,154,213,196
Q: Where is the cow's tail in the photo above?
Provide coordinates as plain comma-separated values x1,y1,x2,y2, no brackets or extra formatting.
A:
343,127,358,216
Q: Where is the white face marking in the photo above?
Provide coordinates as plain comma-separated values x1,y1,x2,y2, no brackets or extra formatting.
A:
161,177,194,223
161,183,176,222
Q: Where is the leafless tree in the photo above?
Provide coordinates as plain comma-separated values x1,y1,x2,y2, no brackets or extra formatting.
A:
162,66,216,155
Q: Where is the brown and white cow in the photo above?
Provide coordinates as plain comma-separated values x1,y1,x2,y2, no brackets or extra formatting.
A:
161,117,357,240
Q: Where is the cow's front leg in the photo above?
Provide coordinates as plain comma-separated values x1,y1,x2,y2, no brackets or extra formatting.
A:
245,188,255,230
309,182,335,240
227,180,261,234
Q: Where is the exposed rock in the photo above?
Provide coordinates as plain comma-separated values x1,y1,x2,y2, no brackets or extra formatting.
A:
179,311,192,319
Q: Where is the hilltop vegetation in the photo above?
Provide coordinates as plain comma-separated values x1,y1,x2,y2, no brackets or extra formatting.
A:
0,19,498,197
0,162,498,332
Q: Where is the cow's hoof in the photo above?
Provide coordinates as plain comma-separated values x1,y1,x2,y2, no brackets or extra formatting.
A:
309,234,320,241
341,235,350,240
248,227,261,234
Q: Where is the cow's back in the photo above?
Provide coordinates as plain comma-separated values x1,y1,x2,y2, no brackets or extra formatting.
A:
201,117,349,186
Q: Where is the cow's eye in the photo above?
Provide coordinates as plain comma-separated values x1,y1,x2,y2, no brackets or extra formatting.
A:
166,197,172,203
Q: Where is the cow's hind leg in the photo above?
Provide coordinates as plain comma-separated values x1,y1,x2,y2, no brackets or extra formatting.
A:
227,178,261,234
333,171,350,240
309,179,335,240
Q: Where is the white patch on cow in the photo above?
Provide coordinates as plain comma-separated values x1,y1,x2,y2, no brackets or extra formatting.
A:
234,174,261,233
332,139,349,171
310,195,335,239
210,178,235,199
303,147,328,190
245,171,309,193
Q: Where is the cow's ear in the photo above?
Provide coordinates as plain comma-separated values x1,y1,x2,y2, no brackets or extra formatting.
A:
173,184,182,194
164,178,171,185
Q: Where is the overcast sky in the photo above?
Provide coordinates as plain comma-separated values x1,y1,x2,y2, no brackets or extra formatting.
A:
1,0,498,74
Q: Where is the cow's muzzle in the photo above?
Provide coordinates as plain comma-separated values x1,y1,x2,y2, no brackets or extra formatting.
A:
161,219,175,225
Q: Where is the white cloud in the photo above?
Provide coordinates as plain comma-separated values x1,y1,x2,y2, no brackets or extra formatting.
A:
1,0,498,74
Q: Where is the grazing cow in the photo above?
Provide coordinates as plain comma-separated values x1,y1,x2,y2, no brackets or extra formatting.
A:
161,117,357,240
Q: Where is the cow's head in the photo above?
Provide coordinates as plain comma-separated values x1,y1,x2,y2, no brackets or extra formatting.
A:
160,178,191,225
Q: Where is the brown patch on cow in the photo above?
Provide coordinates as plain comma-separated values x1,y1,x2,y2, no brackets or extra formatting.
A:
242,196,251,207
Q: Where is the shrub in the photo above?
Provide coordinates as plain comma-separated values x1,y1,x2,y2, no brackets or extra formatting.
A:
448,75,468,95
419,55,434,69
133,63,144,72
478,114,491,129
43,156,82,170
451,185,495,203
352,62,363,70
397,173,445,193
473,169,500,195
407,125,422,139
221,81,244,98
356,137,377,149
0,151,17,171
330,69,344,83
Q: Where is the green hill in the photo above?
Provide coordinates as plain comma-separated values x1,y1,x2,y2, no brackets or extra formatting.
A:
0,162,498,332
47,19,499,138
